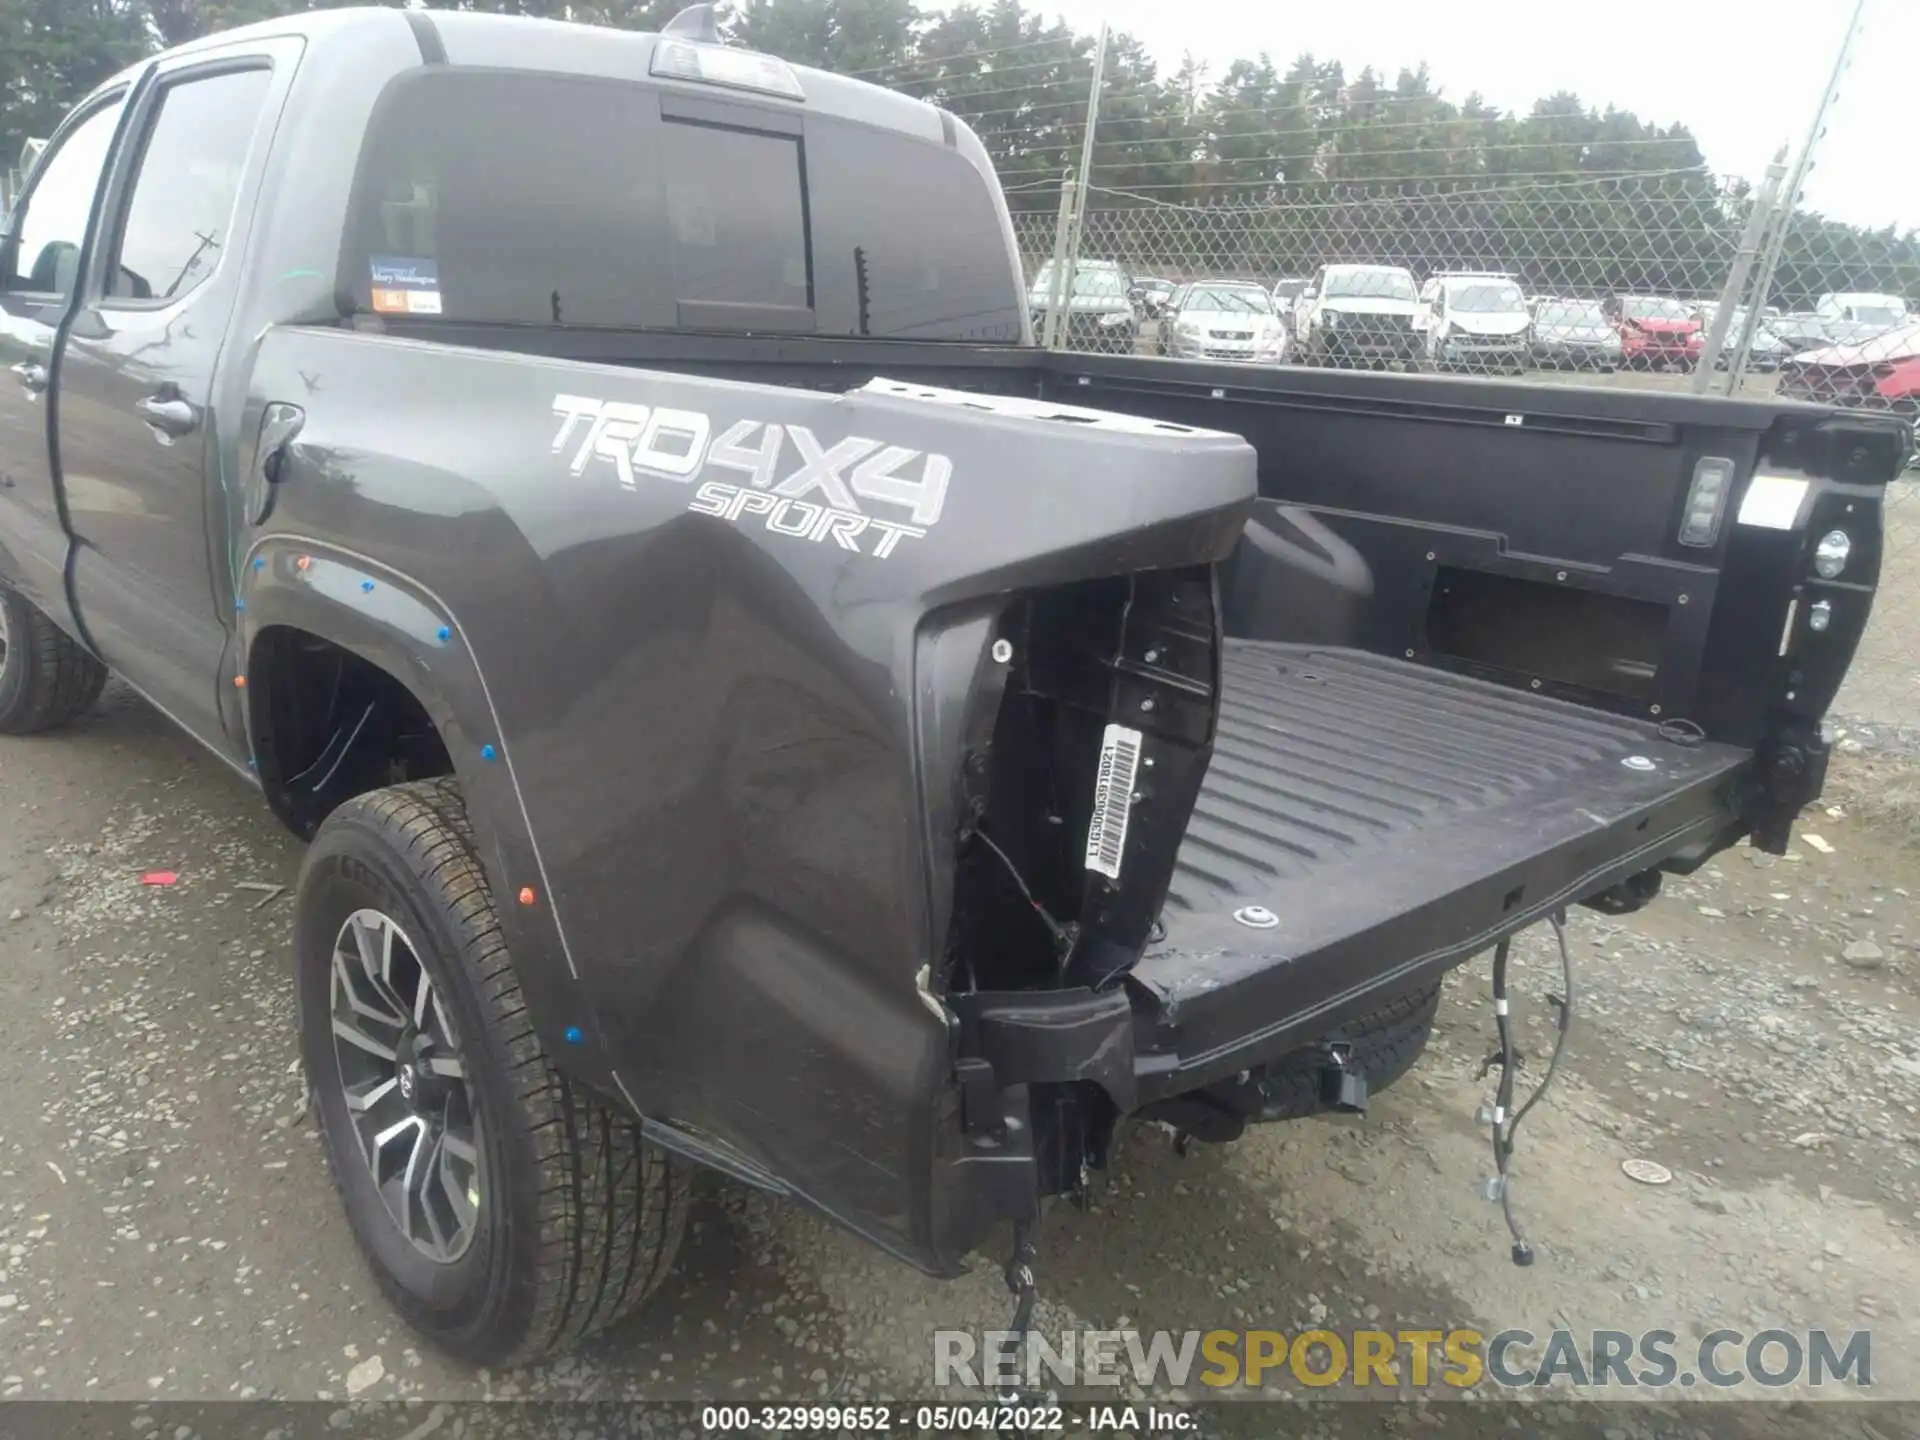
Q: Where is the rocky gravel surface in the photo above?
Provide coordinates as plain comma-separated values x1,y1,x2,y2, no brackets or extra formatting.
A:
1,684,1917,1440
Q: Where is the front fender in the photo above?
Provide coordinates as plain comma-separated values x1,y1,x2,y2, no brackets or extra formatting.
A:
237,538,610,1092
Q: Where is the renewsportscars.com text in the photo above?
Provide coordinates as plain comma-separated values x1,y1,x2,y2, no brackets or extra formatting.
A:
934,1327,1872,1392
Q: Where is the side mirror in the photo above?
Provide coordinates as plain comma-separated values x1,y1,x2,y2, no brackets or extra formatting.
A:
1301,290,1317,302
1127,286,1144,303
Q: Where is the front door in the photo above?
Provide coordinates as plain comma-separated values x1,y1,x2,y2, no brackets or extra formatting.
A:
58,52,285,745
0,93,128,638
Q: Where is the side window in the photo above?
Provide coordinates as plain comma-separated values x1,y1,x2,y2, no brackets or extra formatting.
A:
108,68,272,304
4,99,125,299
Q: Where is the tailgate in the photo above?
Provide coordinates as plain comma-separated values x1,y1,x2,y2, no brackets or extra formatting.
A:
1125,640,1752,1097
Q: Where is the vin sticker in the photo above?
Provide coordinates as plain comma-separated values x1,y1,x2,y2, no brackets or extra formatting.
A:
1084,724,1144,880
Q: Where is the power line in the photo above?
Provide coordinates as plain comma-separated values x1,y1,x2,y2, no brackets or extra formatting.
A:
941,93,1687,141
924,99,1709,168
1078,127,1706,157
990,166,1714,194
1074,167,1721,211
988,150,1718,185
836,39,1090,84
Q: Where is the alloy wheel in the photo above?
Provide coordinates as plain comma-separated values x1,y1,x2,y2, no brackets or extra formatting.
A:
329,908,482,1262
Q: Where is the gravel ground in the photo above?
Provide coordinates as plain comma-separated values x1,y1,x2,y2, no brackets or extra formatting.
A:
1,684,1918,1440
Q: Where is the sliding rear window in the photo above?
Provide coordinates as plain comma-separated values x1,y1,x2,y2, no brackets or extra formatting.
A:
341,66,1023,341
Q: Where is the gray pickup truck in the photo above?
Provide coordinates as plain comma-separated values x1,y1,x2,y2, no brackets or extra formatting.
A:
0,6,1905,1366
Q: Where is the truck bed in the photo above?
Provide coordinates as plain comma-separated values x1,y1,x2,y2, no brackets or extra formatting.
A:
1127,641,1754,1094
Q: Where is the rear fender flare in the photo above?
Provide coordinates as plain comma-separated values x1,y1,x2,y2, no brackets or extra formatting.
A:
236,536,610,1090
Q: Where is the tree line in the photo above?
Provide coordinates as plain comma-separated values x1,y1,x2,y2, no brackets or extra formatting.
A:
3,0,1912,305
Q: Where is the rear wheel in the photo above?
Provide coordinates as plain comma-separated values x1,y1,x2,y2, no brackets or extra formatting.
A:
296,778,687,1364
0,588,107,735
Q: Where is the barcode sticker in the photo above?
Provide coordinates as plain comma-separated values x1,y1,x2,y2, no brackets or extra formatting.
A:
1084,723,1144,880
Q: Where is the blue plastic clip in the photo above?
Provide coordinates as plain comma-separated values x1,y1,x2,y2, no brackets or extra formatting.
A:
360,579,375,593
252,557,265,571
480,744,497,762
436,625,451,643
564,1026,584,1046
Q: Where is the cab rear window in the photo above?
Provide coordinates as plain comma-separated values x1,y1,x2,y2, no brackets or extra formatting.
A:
342,67,1023,342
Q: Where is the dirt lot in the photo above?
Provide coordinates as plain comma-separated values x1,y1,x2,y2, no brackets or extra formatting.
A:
1,686,1917,1439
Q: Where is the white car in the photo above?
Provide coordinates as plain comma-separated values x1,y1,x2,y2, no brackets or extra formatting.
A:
1296,264,1423,368
1424,275,1532,373
1414,271,1520,337
1162,282,1289,363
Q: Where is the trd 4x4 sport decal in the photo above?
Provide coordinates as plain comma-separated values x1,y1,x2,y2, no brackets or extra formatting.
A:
551,394,952,558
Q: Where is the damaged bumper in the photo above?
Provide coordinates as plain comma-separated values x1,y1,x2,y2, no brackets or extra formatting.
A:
931,642,1757,1261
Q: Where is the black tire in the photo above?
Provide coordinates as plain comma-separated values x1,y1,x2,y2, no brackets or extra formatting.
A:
295,777,688,1365
0,588,107,735
1249,981,1442,1122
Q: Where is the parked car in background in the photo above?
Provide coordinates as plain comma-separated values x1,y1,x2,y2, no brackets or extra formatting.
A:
1691,305,1794,372
1161,281,1289,364
1604,294,1703,370
1270,277,1311,334
1769,311,1832,352
1414,271,1520,338
1028,258,1140,354
1779,321,1920,427
1296,263,1422,368
1424,274,1531,373
1529,297,1622,371
1810,292,1911,351
1136,276,1177,318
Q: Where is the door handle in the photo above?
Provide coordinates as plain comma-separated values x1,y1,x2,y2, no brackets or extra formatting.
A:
10,361,47,395
135,395,199,441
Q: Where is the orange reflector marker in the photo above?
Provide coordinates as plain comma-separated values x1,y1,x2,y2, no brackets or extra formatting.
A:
233,675,246,688
518,886,537,906
296,556,312,571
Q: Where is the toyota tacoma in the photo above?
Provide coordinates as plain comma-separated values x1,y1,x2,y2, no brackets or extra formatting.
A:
0,5,1904,1365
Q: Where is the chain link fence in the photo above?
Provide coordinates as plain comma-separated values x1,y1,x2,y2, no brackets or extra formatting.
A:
1010,167,1919,728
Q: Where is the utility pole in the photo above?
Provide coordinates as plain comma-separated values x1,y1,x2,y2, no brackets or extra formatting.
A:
1728,0,1867,393
1041,170,1076,350
1695,147,1787,393
1045,23,1108,351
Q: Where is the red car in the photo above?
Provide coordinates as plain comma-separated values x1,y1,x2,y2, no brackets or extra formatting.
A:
1778,323,1920,466
1603,294,1704,370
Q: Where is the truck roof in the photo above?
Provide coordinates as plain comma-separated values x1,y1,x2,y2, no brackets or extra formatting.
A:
100,5,956,150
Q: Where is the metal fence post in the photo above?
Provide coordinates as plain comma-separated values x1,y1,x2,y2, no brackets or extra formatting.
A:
1728,0,1866,394
1040,171,1077,350
1694,147,1786,393
1043,22,1108,351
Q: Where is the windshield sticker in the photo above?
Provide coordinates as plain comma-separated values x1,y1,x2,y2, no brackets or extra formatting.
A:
370,255,443,316
550,395,951,559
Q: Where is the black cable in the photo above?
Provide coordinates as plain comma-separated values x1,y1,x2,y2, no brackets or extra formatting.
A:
1484,911,1577,1267
974,830,1071,951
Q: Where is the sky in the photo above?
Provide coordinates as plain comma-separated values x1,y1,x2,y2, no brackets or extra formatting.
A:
1026,0,1916,232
